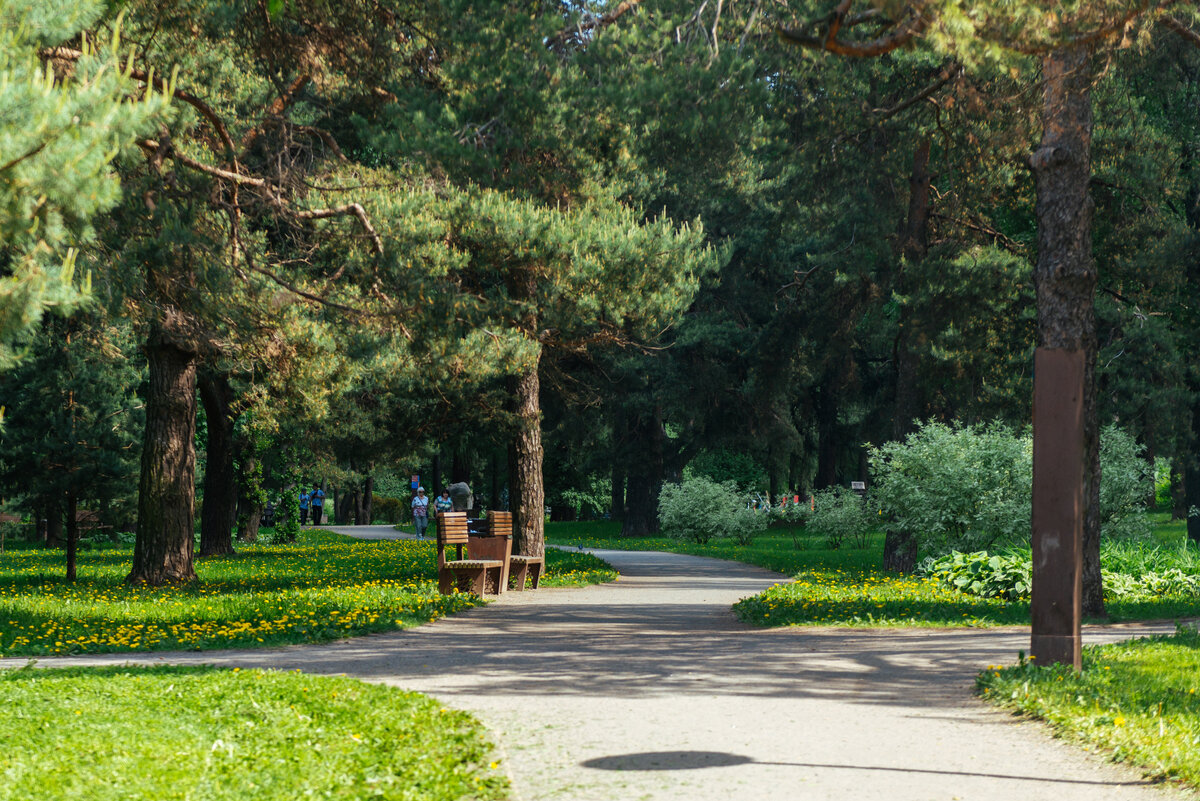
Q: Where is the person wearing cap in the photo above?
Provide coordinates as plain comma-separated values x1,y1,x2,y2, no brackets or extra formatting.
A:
411,486,430,539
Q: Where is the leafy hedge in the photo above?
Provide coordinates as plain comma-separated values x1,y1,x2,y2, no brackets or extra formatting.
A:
918,546,1200,600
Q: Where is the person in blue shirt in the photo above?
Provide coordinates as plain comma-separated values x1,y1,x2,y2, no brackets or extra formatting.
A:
310,485,326,526
299,488,310,526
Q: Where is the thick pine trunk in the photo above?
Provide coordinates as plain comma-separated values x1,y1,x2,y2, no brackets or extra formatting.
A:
620,410,664,537
198,374,236,556
452,451,469,485
431,453,443,498
1172,457,1188,522
65,490,78,582
611,464,625,522
235,438,263,542
128,332,198,585
893,138,932,441
1029,45,1096,665
1186,391,1200,542
362,476,374,524
509,365,545,557
488,450,502,511
45,500,62,547
815,388,838,489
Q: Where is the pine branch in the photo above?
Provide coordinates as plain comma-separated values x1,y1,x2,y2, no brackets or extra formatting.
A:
777,4,930,57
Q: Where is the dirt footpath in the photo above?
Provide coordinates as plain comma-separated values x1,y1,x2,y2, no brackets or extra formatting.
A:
7,531,1192,801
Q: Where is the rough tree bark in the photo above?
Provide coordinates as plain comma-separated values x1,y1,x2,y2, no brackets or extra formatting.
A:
198,373,237,556
884,139,933,574
128,326,198,585
620,408,664,537
509,364,545,557
1029,44,1096,666
611,464,625,522
360,476,374,525
814,385,839,490
44,500,62,547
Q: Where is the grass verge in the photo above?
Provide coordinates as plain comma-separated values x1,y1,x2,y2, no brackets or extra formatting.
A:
0,665,508,801
0,529,615,656
977,627,1200,789
546,520,1200,628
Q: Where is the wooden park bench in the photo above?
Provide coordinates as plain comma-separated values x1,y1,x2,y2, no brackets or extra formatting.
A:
436,512,504,596
488,511,544,591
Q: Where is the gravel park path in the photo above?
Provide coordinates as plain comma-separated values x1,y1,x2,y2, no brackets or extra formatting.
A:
8,524,1193,801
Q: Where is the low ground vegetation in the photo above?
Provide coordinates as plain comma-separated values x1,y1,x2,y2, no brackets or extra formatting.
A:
547,516,1200,627
978,627,1200,791
0,665,508,801
0,530,615,656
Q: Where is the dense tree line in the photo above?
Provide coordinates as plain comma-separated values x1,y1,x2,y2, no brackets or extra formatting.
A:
4,0,1200,622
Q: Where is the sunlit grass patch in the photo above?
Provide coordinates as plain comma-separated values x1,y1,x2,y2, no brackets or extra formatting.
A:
0,530,614,656
978,627,1200,790
0,665,508,801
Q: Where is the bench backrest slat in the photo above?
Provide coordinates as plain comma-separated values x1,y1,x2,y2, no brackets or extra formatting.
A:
487,510,513,538
437,512,469,545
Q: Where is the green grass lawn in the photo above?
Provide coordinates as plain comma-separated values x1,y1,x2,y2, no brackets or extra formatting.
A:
978,627,1200,790
0,665,508,801
546,519,1200,628
0,529,615,656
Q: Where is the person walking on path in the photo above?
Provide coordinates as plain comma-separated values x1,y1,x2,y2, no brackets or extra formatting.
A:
411,487,430,539
309,485,326,526
298,488,310,526
434,489,453,516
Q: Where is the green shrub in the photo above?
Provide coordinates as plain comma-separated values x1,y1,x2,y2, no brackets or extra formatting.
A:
807,487,871,549
916,550,1031,599
1098,425,1153,540
870,421,1031,557
372,494,405,523
871,420,1153,559
658,476,767,545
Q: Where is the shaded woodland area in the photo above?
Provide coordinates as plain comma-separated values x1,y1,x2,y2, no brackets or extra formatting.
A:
4,0,1200,590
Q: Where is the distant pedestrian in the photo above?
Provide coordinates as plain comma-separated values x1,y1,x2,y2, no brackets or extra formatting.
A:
299,489,310,526
412,487,430,539
310,485,326,526
434,489,453,516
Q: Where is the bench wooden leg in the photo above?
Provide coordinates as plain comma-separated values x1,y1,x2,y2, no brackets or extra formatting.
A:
529,561,543,589
509,562,529,591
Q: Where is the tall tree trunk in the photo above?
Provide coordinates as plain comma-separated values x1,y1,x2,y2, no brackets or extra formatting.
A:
128,330,198,585
1029,45,1096,666
620,409,663,537
893,138,932,441
431,453,442,498
1186,386,1200,543
198,373,236,556
611,464,625,522
815,387,839,490
1172,457,1188,522
451,451,469,485
362,476,374,524
509,363,545,557
489,450,501,511
235,443,263,543
45,499,62,547
65,489,78,582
